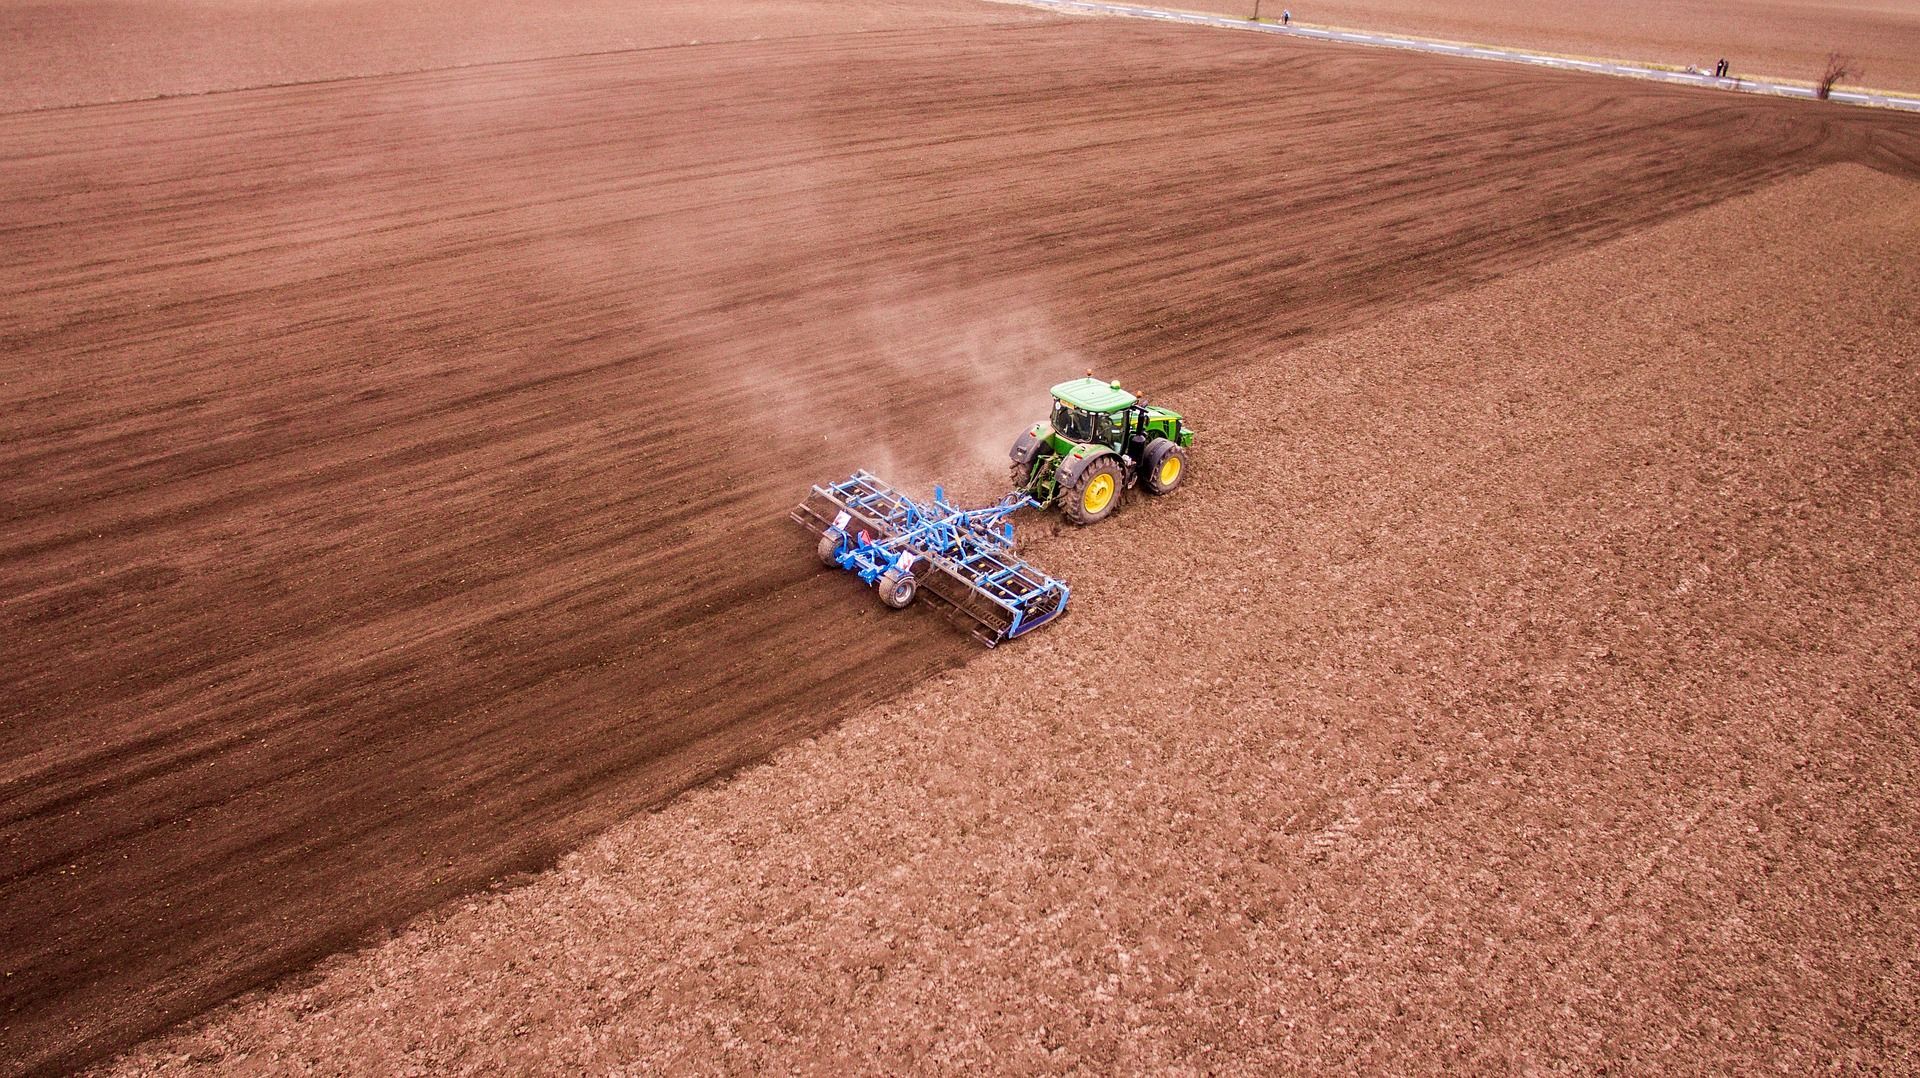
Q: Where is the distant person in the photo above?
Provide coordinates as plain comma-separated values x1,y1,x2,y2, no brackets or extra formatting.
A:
1282,9,1291,25
1716,58,1728,78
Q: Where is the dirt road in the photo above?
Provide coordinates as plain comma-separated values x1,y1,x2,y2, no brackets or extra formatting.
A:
1020,0,1920,112
4,12,1917,1075
1166,0,1920,94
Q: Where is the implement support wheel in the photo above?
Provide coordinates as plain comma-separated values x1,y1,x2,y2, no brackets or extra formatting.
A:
817,531,843,567
1063,456,1123,526
1142,438,1188,495
877,569,918,609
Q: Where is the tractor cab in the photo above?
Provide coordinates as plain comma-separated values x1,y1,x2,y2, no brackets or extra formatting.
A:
1049,400,1113,444
1048,377,1134,447
1010,376,1197,526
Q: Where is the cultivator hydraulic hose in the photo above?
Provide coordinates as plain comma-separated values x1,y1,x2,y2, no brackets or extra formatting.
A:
792,471,1070,646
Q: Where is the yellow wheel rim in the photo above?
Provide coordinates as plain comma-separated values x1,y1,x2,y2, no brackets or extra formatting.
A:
1159,456,1182,486
1083,472,1115,514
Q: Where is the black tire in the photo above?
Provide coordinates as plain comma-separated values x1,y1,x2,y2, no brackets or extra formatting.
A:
877,569,918,609
817,531,843,567
1061,455,1123,526
1141,438,1188,495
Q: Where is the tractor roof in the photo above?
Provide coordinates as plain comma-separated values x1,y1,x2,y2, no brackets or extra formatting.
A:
1051,377,1136,413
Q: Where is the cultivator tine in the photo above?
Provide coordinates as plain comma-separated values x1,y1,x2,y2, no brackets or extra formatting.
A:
790,470,913,540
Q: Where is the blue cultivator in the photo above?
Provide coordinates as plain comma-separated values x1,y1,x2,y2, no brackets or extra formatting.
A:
792,471,1070,646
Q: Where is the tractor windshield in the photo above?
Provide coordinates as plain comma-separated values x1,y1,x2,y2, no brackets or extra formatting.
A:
1052,402,1114,445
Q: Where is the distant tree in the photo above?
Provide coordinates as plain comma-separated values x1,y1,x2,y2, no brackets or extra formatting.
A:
1817,53,1856,100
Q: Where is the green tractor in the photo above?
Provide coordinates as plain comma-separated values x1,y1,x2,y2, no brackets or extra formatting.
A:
1009,376,1195,525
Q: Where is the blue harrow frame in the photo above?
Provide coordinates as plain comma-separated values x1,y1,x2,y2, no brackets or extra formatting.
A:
792,471,1071,646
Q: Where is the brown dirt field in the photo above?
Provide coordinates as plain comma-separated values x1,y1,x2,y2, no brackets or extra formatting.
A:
0,0,1045,112
104,161,1920,1074
4,11,1919,1078
1168,0,1920,94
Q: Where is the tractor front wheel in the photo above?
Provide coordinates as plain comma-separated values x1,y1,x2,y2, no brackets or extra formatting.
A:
1062,456,1123,526
877,569,918,609
1141,438,1188,495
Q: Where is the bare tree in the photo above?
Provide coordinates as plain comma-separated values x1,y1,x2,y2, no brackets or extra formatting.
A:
1817,52,1855,100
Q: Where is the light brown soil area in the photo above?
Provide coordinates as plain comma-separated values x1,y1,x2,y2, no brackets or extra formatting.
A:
0,0,1045,112
6,12,1920,1077
1168,0,1920,94
106,162,1920,1073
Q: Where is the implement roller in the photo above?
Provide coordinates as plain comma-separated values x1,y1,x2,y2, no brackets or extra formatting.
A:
792,471,1070,646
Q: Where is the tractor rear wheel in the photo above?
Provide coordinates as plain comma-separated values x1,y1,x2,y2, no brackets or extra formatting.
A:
877,569,918,609
1141,438,1188,495
1062,456,1123,526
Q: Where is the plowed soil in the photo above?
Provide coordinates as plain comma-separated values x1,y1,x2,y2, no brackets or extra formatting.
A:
1168,0,1920,93
108,161,1920,1074
4,9,1919,1077
0,0,1044,112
